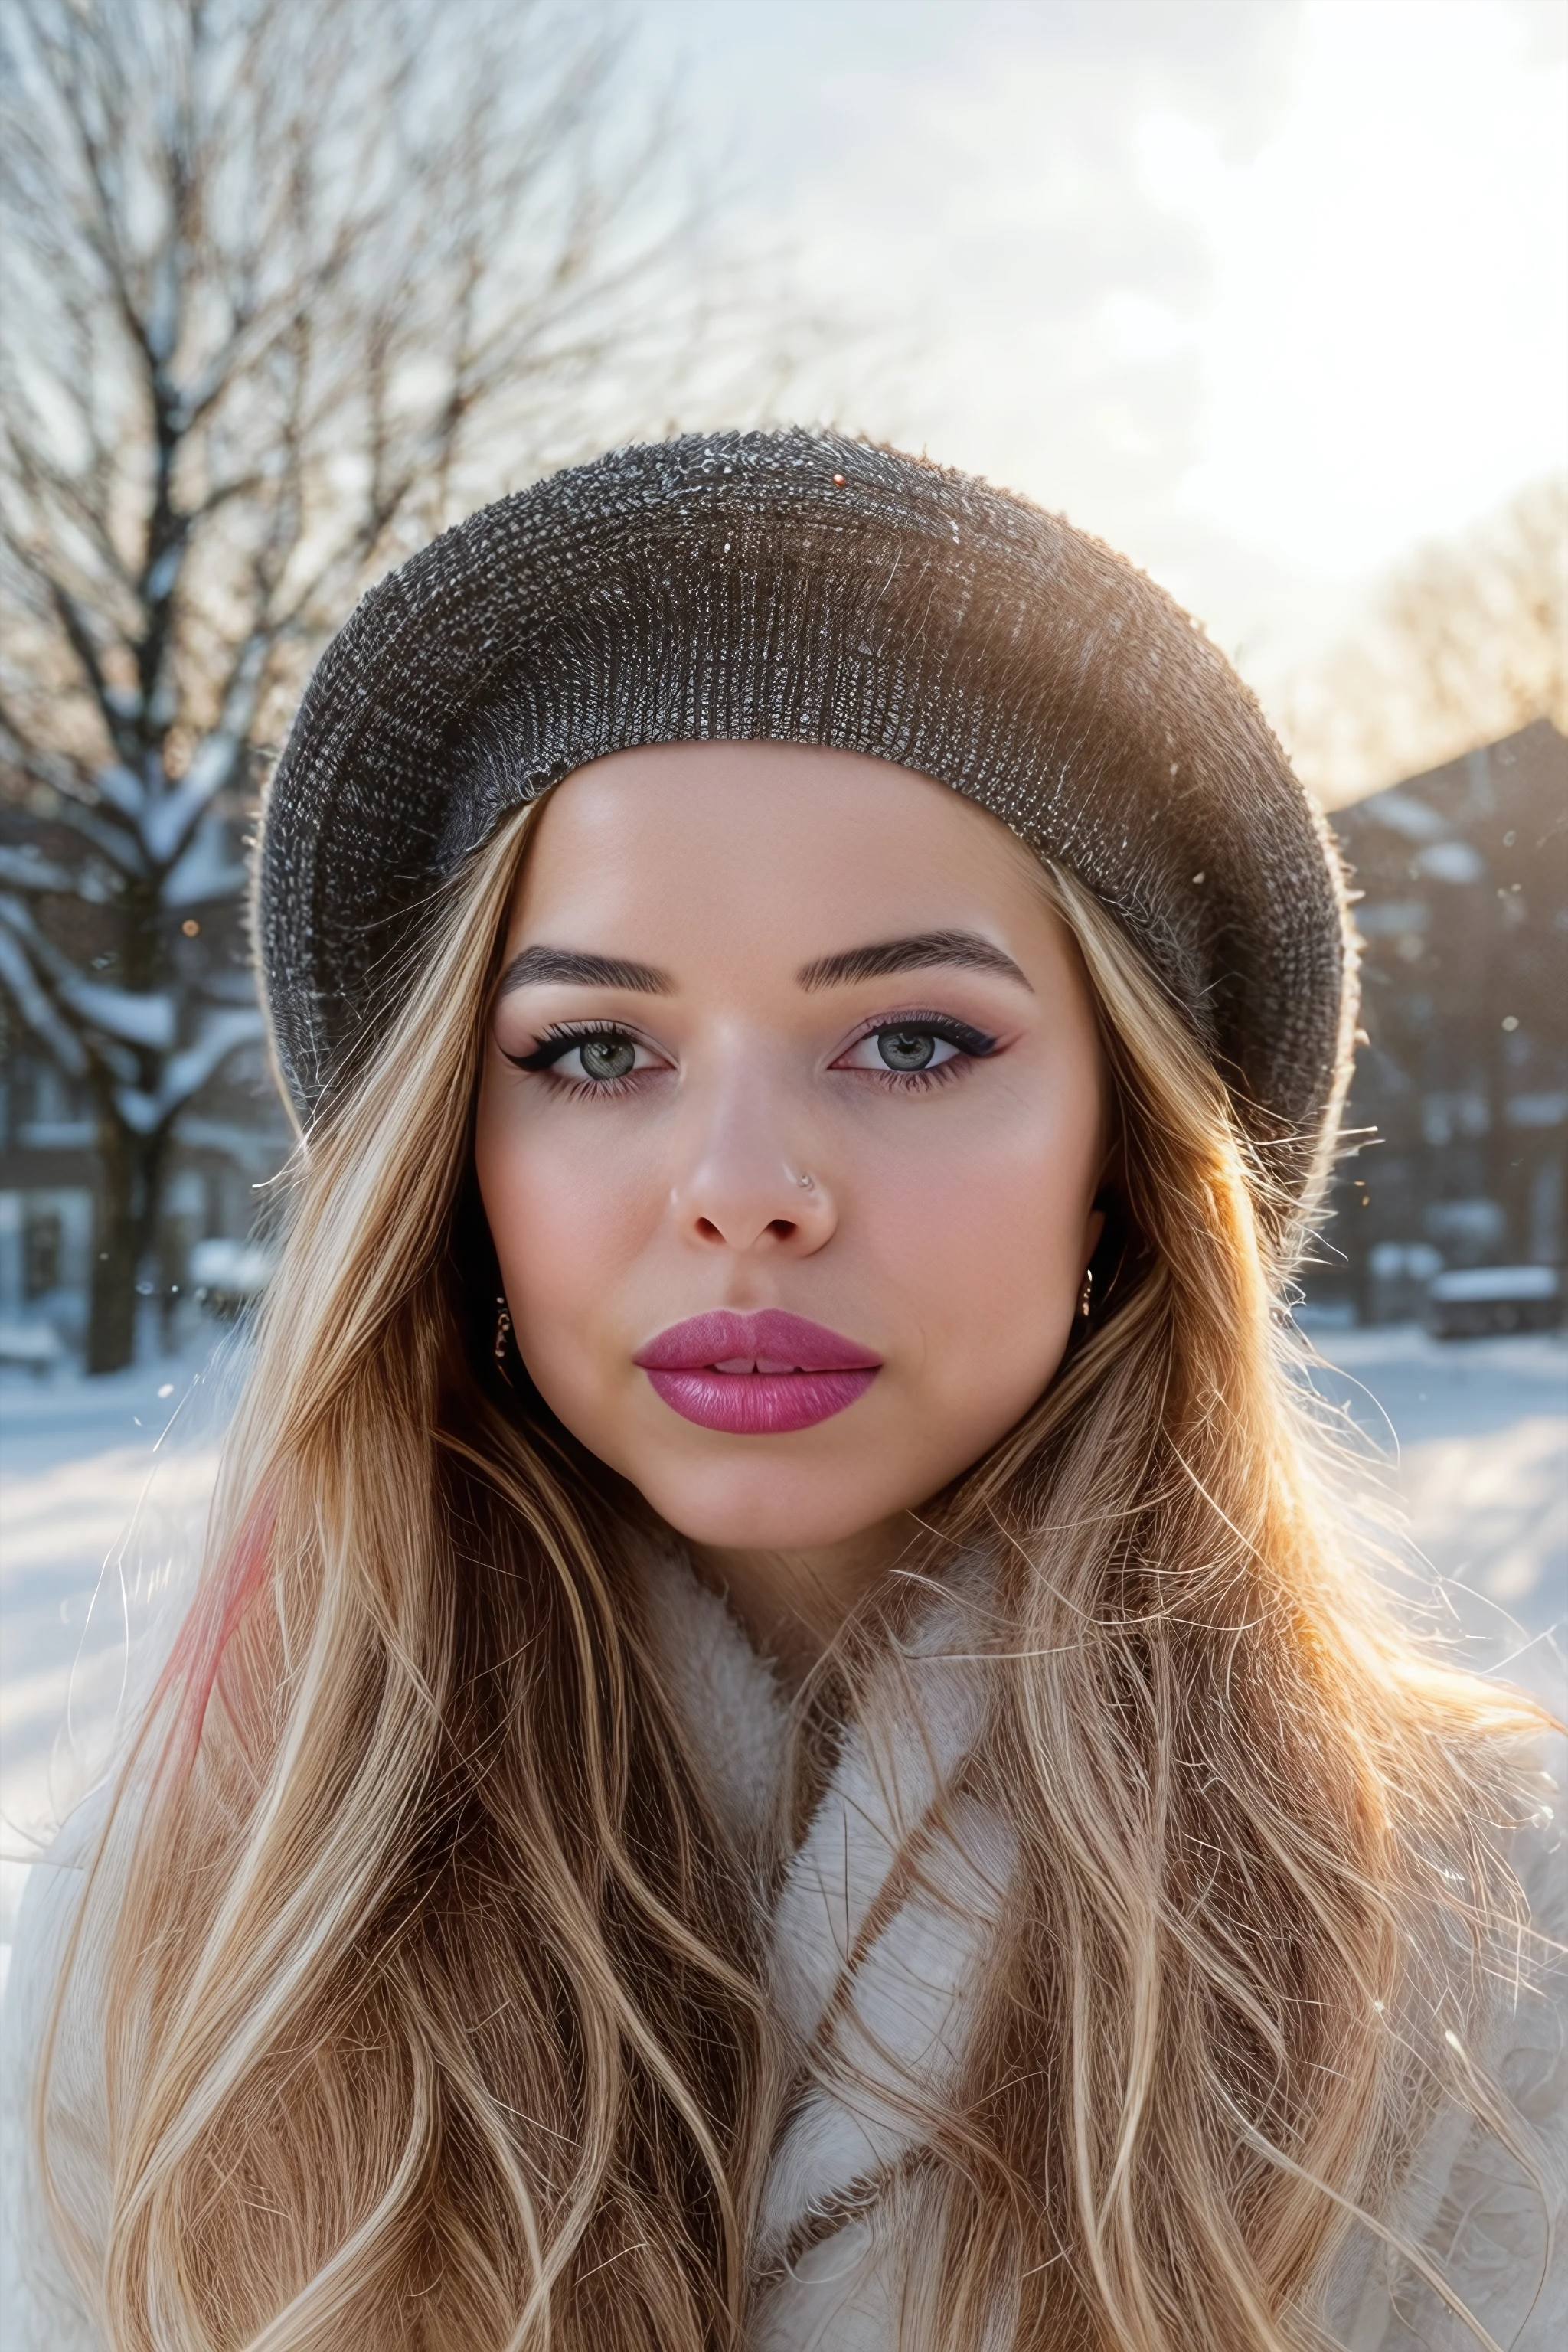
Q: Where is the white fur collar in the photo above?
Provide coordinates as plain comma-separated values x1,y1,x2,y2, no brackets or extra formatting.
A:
638,1544,795,1857
638,1547,1014,2341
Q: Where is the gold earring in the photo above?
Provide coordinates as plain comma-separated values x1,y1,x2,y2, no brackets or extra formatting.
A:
1078,1267,1094,1319
494,1293,513,1380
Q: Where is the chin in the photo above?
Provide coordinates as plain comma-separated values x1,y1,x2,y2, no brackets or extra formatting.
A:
630,1458,897,1557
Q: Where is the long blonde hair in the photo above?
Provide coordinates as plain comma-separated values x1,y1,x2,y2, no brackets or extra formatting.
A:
38,799,1551,2350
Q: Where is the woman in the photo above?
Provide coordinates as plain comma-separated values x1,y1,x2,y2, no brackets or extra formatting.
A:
6,430,1563,2350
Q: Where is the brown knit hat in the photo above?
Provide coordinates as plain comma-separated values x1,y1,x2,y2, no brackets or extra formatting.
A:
256,427,1354,1217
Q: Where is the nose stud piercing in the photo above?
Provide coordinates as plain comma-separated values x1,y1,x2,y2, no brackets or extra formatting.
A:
797,1171,815,1191
1078,1267,1094,1319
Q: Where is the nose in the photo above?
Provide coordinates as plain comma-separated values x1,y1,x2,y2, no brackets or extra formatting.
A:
671,1063,835,1256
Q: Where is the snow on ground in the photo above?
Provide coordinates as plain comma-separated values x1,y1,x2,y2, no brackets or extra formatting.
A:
2,1323,1563,1960
1295,1323,1565,1705
0,1333,247,1968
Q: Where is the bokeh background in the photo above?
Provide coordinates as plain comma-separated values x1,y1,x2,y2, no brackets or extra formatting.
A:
2,0,1564,1893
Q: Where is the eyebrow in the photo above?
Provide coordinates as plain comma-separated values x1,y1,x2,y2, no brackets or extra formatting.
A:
796,929,1033,993
496,945,673,996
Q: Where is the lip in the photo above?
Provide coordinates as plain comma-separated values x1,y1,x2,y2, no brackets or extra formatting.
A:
634,1309,882,1435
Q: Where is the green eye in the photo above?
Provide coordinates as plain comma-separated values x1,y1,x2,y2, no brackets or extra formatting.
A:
877,1028,937,1070
514,1026,658,1083
834,1016,995,1079
579,1036,637,1080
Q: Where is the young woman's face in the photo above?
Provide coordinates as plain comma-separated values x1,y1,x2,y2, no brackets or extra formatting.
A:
475,742,1106,1573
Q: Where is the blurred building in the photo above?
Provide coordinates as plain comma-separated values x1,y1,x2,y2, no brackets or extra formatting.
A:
1314,719,1568,1321
0,791,290,1348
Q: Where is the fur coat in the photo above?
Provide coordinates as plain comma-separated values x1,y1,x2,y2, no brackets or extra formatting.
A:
4,1550,1565,2349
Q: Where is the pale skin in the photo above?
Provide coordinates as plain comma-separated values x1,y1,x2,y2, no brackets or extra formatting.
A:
475,741,1107,1678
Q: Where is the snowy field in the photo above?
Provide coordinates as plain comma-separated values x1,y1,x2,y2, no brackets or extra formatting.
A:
2,1323,1564,1965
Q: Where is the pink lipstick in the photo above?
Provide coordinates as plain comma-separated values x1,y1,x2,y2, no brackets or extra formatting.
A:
634,1309,881,1435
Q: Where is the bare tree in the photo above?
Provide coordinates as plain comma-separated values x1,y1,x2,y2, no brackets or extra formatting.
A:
1284,475,1568,804
0,0,722,1370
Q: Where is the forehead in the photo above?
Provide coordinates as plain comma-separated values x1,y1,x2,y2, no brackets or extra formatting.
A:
507,741,1047,950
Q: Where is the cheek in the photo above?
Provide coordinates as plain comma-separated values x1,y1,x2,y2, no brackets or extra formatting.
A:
860,1090,1095,1382
474,1077,659,1369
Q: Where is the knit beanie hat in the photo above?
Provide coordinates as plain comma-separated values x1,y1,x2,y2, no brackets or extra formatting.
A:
257,427,1354,1217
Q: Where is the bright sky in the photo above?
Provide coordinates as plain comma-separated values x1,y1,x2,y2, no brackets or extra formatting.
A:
1147,1,1566,564
634,0,1567,793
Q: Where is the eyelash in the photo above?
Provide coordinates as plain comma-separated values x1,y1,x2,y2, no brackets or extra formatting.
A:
505,1011,1000,1097
835,1009,998,1091
507,1022,658,1100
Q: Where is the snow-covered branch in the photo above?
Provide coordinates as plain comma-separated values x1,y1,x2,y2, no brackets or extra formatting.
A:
0,916,88,1075
57,975,176,1050
140,636,269,867
39,798,149,881
115,1005,267,1132
0,843,77,893
164,818,250,910
0,892,138,1080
